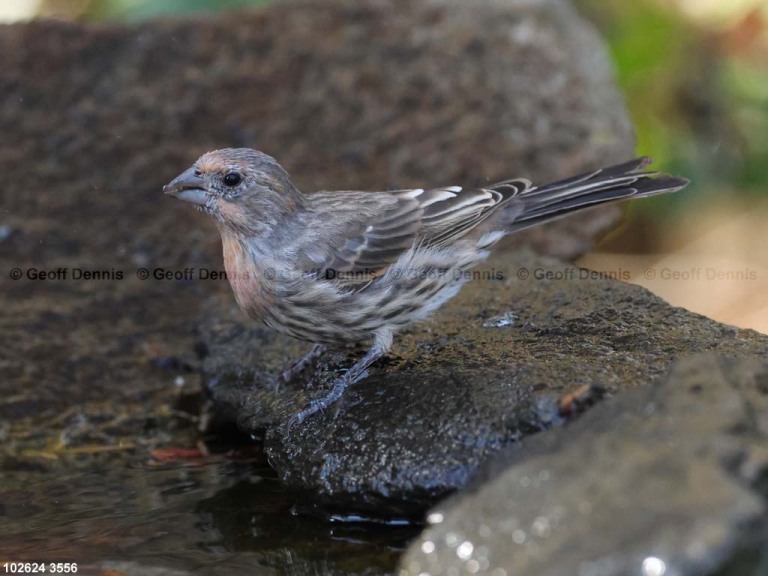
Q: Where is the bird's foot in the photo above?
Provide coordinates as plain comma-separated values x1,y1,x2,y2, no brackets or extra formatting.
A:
275,344,326,392
285,372,355,430
284,332,390,431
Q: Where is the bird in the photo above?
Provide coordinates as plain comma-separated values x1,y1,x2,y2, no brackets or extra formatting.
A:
163,148,688,426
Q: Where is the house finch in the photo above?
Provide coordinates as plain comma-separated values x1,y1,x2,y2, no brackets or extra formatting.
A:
164,149,687,426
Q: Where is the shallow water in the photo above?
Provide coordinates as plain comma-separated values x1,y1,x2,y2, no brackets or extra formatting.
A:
0,438,419,575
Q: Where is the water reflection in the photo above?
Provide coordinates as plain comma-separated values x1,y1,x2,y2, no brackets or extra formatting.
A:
0,443,419,575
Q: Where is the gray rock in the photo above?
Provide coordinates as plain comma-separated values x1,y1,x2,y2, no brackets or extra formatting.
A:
0,0,635,268
198,250,768,517
399,355,768,576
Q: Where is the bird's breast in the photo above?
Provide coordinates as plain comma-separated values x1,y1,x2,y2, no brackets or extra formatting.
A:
221,233,274,320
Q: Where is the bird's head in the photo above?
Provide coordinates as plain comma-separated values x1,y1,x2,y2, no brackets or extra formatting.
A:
163,148,303,236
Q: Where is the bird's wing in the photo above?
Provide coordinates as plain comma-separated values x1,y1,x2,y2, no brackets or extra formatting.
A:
299,191,421,280
299,182,529,283
418,181,529,247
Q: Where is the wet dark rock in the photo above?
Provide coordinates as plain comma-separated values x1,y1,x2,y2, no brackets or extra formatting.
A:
198,250,768,517
399,355,768,576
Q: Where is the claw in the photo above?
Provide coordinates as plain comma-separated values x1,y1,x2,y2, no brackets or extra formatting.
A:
282,331,391,429
285,374,350,431
276,344,326,393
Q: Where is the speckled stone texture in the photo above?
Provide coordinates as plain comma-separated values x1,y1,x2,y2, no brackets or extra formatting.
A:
399,355,768,576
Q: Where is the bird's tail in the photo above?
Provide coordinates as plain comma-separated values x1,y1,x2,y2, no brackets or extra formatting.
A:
498,158,689,233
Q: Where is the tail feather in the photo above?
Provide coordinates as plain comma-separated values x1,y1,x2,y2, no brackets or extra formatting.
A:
500,157,688,233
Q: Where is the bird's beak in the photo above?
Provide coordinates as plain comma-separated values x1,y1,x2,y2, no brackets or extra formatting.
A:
163,167,208,206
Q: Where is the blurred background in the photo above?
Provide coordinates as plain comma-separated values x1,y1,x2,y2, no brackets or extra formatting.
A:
2,0,766,333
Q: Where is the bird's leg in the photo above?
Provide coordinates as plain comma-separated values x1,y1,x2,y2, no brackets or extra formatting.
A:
280,343,326,384
286,331,393,428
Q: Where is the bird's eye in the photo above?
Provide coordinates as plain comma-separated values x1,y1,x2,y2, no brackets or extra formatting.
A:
223,172,242,187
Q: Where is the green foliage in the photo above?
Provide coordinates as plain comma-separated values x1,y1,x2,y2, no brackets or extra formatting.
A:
578,0,768,205
84,0,272,22
725,60,768,194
